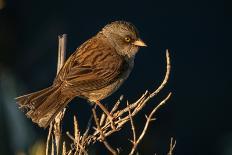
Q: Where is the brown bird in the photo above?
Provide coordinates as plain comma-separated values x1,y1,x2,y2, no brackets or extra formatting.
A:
15,21,147,128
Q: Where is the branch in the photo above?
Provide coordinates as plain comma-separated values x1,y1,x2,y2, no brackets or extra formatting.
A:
46,34,67,155
150,49,171,98
129,93,172,155
57,34,67,73
60,49,173,154
46,124,53,155
66,131,88,154
92,108,118,155
127,101,136,144
62,142,66,155
167,137,176,155
74,115,80,154
91,49,171,140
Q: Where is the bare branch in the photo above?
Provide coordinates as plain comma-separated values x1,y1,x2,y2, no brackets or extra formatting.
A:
66,131,88,155
129,93,172,155
150,49,171,98
51,136,55,155
46,124,53,155
80,114,93,148
62,142,66,155
92,108,118,155
111,95,124,114
167,137,176,155
57,34,67,73
46,34,67,155
127,101,136,144
53,34,67,154
74,115,80,154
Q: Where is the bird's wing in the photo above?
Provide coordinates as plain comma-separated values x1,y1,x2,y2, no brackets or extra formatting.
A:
55,37,128,92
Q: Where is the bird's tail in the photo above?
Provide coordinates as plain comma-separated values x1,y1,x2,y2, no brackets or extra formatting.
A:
15,85,73,128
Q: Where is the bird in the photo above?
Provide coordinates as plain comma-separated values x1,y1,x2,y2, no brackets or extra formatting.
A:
15,21,147,128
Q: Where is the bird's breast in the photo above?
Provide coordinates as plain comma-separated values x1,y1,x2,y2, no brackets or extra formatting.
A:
82,59,134,102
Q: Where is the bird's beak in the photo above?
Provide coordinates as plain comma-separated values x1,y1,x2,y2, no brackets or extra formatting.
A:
132,39,147,47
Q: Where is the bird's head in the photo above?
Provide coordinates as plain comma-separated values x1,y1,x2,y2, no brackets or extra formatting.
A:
101,21,147,58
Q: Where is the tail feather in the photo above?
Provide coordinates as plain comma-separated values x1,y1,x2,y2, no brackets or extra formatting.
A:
15,85,73,128
16,87,50,107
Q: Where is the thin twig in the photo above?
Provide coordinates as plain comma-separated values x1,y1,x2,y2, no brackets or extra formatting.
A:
51,136,55,155
150,49,171,98
127,101,136,144
62,142,66,155
81,114,93,147
167,137,176,155
46,124,53,155
74,115,80,154
66,131,88,155
92,109,118,155
57,34,67,73
129,93,172,155
54,34,67,154
99,95,123,126
67,150,72,155
111,95,124,114
46,34,67,155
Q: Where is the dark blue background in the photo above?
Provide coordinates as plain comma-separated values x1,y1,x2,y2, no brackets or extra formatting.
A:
0,0,231,154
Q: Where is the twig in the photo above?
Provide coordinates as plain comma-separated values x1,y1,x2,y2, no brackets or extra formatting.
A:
80,114,93,151
54,34,67,154
57,34,67,73
46,34,67,155
129,93,172,155
46,124,53,155
62,142,66,155
64,114,92,155
111,95,124,114
66,131,88,155
99,95,123,127
167,137,176,155
127,101,136,144
150,49,171,98
92,108,118,155
51,136,55,155
67,150,72,155
74,115,80,154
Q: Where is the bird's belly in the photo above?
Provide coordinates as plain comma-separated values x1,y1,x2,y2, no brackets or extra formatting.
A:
81,78,125,102
79,59,134,102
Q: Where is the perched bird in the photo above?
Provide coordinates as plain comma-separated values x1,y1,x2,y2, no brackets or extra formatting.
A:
15,21,147,128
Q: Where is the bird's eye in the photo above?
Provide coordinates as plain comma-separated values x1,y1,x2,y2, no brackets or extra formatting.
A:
124,37,131,42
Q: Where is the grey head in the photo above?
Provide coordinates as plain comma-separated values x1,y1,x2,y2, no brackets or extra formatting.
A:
101,21,147,58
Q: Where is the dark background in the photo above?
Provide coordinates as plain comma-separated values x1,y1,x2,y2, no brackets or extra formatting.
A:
0,0,231,154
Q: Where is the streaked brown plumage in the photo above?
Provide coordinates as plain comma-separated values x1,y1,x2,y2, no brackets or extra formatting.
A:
15,21,146,128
